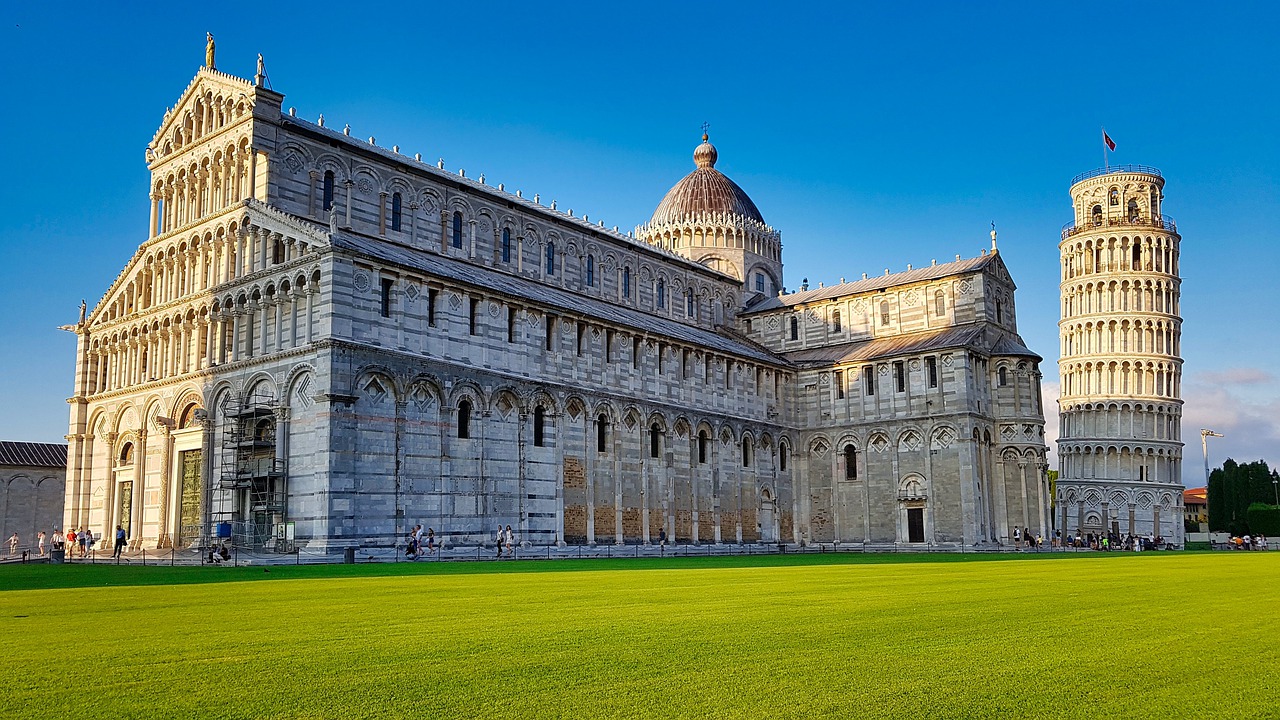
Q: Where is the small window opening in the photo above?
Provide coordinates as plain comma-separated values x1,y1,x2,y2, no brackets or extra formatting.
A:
322,170,335,211
457,399,472,439
451,212,463,249
698,430,709,464
507,307,517,343
844,445,858,480
863,366,875,396
894,361,905,392
391,192,402,232
533,405,546,447
469,298,479,335
927,357,938,388
834,370,844,399
650,423,661,459
596,414,608,453
427,288,437,326
380,277,393,318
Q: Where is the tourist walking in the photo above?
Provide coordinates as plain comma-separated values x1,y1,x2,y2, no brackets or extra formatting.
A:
113,525,127,559
504,525,515,557
77,529,88,557
659,528,667,548
84,529,96,556
426,528,436,554
7,532,18,557
66,529,77,556
495,525,504,559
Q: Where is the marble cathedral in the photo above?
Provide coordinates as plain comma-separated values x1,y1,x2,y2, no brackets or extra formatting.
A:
62,44,1050,553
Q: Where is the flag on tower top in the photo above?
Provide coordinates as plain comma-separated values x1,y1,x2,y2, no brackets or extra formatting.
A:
1103,130,1116,152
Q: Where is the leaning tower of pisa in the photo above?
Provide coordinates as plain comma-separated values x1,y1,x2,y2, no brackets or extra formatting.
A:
1056,166,1184,545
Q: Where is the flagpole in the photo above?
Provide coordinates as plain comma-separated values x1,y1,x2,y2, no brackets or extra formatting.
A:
1102,126,1108,170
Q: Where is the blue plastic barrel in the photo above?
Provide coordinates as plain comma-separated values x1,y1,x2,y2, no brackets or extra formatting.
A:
216,522,232,538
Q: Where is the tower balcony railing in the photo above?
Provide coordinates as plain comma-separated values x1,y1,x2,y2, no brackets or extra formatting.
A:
1061,214,1177,241
1070,165,1163,185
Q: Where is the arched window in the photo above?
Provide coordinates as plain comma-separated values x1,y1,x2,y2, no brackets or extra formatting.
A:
596,413,608,453
501,228,511,263
755,272,765,293
1132,244,1141,268
1109,188,1119,206
742,438,752,467
779,444,788,472
831,310,841,333
844,444,857,480
935,290,945,317
391,192,402,232
1091,205,1103,226
790,316,799,340
586,255,594,286
686,288,695,318
533,405,546,447
119,443,135,465
451,212,463,248
998,366,1008,386
650,423,661,459
322,170,335,211
698,430,709,464
1127,199,1139,222
656,279,666,309
457,399,472,439
623,267,631,298
880,301,890,326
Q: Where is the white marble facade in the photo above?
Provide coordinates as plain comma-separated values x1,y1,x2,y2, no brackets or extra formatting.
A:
1055,168,1185,543
63,52,1050,553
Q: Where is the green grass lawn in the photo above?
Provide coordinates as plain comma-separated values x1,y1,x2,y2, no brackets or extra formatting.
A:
2,552,1276,718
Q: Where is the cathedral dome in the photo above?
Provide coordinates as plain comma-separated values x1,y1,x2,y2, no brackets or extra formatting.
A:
648,134,765,226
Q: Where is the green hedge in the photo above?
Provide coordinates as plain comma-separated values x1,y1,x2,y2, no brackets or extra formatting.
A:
1245,503,1280,536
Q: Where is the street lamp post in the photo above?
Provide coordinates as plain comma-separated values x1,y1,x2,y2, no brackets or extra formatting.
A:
1201,429,1223,548
1273,478,1278,507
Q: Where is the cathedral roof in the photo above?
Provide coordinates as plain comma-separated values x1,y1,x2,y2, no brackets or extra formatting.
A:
781,325,1041,367
328,232,789,368
0,442,67,469
648,135,765,226
742,253,1001,313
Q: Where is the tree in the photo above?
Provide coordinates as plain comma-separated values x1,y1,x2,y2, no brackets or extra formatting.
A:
1208,459,1280,534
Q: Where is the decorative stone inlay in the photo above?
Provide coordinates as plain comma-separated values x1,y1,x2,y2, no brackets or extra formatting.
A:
448,293,463,310
904,290,919,306
356,177,374,195
404,284,419,303
958,279,974,295
353,272,370,291
488,301,501,317
283,151,304,175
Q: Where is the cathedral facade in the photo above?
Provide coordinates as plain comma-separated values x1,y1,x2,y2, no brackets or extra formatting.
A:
62,49,1049,553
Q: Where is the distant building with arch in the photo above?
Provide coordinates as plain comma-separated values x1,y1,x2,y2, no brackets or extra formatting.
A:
2,442,67,552
62,50,1049,553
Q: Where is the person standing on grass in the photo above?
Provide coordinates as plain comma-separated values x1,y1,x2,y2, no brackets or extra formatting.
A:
495,525,504,559
504,525,515,557
77,528,88,557
85,529,96,556
113,525,127,559
659,528,667,548
66,529,76,556
426,528,436,554
37,532,46,556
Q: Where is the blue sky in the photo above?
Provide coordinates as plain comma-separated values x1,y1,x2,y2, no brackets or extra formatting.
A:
1,2,1276,481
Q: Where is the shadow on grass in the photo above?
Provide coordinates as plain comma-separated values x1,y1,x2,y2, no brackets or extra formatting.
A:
0,549,1194,592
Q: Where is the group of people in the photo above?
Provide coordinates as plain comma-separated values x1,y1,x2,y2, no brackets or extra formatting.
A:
495,525,516,558
4,526,131,560
405,525,438,559
1226,534,1268,550
1011,527,1044,549
1055,530,1167,551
